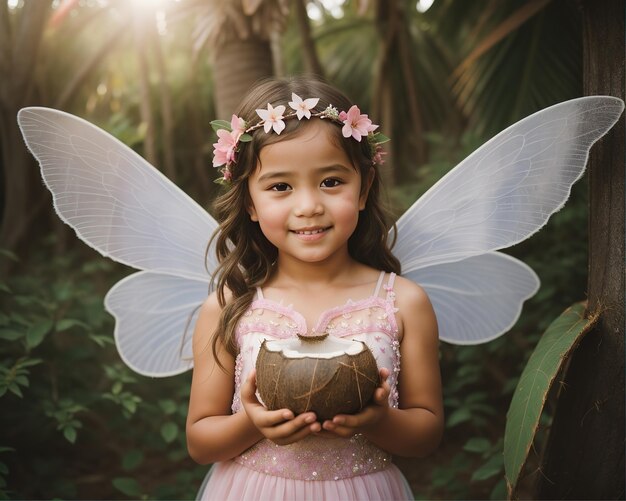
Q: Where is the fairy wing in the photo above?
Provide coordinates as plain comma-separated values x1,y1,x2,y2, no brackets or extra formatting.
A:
394,96,624,344
18,107,218,376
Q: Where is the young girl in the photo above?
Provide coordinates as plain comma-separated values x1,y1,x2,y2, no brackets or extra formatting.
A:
186,77,444,500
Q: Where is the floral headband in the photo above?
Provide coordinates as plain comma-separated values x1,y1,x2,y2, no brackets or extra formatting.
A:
211,93,389,184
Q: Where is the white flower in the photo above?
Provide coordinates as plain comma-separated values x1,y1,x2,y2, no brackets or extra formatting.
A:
288,93,320,120
256,103,286,134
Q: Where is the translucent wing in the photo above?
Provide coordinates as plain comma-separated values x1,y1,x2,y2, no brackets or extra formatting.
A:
394,97,624,269
105,272,210,377
18,107,218,375
394,96,624,344
405,252,539,345
17,107,218,280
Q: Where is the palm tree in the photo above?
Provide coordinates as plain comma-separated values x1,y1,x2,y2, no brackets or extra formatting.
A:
534,0,624,497
192,0,290,118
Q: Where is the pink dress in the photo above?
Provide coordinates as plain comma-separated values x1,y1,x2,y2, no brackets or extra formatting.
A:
197,272,413,501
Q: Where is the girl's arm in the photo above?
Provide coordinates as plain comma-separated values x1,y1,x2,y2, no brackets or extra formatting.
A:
186,293,321,464
322,278,444,457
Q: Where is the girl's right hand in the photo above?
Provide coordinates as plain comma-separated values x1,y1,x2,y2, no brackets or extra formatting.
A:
240,370,322,446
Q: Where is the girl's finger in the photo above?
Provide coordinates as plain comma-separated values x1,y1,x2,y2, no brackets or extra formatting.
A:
239,370,258,403
253,407,296,428
270,417,321,443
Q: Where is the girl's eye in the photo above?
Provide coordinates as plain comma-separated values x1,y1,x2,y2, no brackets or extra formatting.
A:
270,183,291,192
321,178,341,188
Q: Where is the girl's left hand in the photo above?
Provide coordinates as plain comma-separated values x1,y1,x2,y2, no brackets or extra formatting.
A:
321,367,391,438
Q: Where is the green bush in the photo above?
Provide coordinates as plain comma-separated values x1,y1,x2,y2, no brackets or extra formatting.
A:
0,240,206,500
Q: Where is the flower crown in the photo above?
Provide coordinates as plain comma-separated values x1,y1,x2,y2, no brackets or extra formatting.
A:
211,93,389,184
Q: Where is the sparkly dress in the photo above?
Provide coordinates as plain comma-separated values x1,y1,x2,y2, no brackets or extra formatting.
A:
197,272,413,501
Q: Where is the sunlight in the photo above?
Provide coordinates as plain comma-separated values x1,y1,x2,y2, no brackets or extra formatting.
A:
307,0,345,20
416,0,435,13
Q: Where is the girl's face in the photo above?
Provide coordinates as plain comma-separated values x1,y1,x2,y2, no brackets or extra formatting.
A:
247,120,371,266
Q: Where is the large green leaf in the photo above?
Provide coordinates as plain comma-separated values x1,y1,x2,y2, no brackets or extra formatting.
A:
504,302,596,495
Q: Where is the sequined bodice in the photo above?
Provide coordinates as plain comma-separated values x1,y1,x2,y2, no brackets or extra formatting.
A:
231,272,401,481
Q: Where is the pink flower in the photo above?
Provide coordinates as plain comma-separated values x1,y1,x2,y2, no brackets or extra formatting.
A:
341,105,378,141
256,103,286,134
373,145,387,165
288,93,319,120
230,114,246,138
212,128,238,167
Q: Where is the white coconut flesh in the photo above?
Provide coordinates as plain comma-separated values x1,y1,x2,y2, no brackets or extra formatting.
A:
263,336,365,359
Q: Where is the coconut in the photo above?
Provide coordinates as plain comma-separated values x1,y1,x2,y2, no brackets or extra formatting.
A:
255,333,379,421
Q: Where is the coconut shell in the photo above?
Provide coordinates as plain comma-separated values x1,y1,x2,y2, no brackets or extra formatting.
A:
255,335,379,421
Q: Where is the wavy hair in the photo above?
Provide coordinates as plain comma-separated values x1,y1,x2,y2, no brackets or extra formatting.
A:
208,76,400,360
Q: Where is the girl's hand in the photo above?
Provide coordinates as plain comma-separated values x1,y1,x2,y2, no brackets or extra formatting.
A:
321,367,391,438
241,370,322,446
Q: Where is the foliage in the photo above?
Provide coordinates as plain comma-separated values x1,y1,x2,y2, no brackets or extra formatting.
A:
386,130,589,499
0,241,206,499
1,0,592,499
504,302,595,496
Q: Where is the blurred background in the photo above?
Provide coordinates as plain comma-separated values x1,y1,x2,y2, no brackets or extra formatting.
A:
0,0,619,499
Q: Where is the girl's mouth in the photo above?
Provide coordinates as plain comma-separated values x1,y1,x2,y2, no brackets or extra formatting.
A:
291,227,331,240
293,227,328,235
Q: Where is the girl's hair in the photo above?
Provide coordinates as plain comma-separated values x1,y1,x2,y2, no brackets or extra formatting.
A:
209,76,400,360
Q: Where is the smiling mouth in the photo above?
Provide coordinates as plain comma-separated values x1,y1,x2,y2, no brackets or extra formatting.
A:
292,227,330,235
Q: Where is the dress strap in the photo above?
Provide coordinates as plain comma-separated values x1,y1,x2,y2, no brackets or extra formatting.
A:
373,270,386,297
255,286,264,300
384,272,397,301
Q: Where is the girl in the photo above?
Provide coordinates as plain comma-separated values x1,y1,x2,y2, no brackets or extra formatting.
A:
186,77,444,500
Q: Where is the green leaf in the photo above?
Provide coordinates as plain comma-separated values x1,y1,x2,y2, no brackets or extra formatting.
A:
0,329,23,341
112,477,142,497
471,453,503,482
489,477,508,500
26,319,54,348
8,384,23,398
56,319,89,332
446,407,472,427
210,120,231,132
504,302,595,494
89,334,113,347
463,437,491,454
158,399,177,415
0,283,11,294
18,358,42,368
239,133,253,142
63,427,77,444
121,450,144,471
160,422,178,443
371,132,390,144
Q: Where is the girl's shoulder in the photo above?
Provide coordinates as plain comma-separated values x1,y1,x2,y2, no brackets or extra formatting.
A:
392,275,438,340
194,288,232,345
200,287,234,312
392,275,432,308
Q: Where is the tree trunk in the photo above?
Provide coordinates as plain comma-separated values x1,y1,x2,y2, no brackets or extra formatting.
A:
133,6,157,168
212,37,274,118
293,0,324,77
0,1,52,253
534,0,625,498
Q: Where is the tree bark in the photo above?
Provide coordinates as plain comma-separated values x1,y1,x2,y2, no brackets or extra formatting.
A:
0,1,52,252
293,0,324,77
133,6,157,168
534,0,625,498
212,37,274,118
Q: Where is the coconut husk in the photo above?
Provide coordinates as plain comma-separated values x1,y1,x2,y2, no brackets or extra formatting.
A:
256,335,379,421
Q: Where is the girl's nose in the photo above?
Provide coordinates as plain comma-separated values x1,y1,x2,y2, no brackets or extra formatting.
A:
293,189,324,217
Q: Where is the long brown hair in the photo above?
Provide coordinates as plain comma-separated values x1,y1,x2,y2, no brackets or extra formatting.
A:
209,76,400,359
